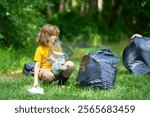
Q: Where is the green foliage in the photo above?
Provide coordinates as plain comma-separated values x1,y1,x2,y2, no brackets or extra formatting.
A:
122,0,150,35
0,46,35,74
0,0,150,47
50,11,103,46
0,47,17,73
101,0,150,41
0,0,46,47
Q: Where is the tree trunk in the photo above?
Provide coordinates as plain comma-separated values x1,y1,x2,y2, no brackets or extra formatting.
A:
59,0,65,13
89,0,97,17
46,0,52,20
80,0,86,15
65,0,69,10
97,0,103,13
97,0,103,18
71,0,77,8
109,0,123,27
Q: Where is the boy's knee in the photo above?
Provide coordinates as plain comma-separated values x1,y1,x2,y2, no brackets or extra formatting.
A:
40,71,56,84
61,61,75,78
64,61,75,71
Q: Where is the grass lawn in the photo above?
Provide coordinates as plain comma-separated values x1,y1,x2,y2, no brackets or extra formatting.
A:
0,43,150,100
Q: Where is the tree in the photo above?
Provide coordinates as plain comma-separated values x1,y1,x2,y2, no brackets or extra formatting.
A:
0,0,45,47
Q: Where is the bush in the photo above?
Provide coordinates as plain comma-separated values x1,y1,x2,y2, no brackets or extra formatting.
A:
0,0,46,47
0,46,34,74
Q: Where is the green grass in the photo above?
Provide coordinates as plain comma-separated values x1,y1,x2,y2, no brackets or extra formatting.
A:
0,43,150,100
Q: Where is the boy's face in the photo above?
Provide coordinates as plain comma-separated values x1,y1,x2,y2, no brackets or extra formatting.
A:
49,35,57,45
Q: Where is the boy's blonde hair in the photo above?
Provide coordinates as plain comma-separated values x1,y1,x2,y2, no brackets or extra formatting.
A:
37,24,60,46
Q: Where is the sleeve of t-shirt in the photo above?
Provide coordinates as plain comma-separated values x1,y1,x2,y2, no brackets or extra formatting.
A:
34,47,42,62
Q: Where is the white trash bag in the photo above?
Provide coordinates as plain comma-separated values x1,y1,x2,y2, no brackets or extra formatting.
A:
28,86,44,94
46,39,72,75
47,51,68,75
51,55,68,75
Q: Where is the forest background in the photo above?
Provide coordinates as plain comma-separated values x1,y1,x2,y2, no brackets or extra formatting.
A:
0,0,149,47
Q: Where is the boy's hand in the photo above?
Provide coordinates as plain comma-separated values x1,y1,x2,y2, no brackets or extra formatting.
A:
34,81,38,88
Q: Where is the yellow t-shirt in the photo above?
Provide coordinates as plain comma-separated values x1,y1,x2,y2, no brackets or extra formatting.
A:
34,45,62,69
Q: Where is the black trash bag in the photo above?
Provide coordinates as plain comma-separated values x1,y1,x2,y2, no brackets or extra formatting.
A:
23,63,34,76
76,49,120,89
122,36,150,76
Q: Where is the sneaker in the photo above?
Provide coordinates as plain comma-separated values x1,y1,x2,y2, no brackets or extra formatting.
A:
58,76,68,85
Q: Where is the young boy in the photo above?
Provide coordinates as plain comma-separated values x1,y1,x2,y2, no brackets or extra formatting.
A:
34,24,74,87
